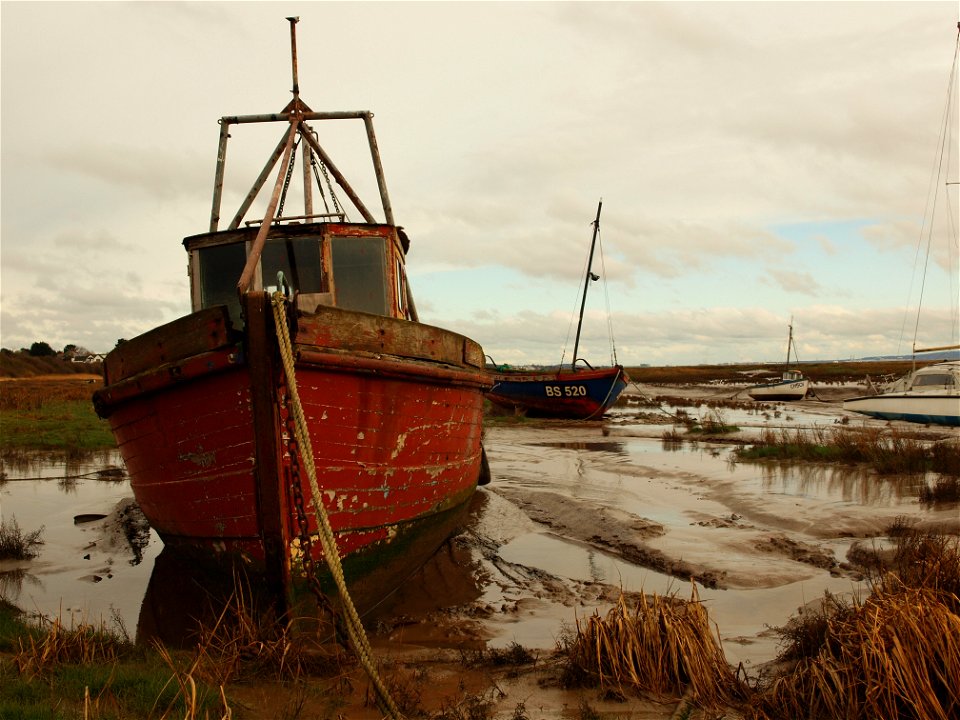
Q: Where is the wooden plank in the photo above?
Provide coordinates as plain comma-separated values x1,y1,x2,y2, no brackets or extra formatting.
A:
296,305,483,368
104,306,236,384
243,292,289,617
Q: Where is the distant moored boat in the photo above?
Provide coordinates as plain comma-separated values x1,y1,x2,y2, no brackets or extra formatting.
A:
746,322,809,402
486,200,629,419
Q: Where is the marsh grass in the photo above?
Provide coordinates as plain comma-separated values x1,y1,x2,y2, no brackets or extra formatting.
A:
0,517,43,561
0,603,209,719
687,414,739,435
735,426,959,476
752,585,960,720
0,574,322,720
920,476,960,504
661,428,685,444
185,575,346,686
0,399,115,450
754,529,960,720
560,529,960,719
560,586,747,712
667,408,739,435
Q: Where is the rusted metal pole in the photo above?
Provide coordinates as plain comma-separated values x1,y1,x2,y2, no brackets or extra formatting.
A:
237,119,301,294
287,17,300,102
300,128,376,223
302,132,314,218
229,130,290,230
209,120,231,232
221,111,369,125
362,113,394,226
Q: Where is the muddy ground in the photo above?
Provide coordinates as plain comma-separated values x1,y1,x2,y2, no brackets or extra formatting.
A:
3,378,958,719
348,382,959,718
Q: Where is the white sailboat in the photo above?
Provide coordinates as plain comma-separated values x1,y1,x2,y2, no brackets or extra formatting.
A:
843,24,960,427
747,322,809,402
843,361,959,426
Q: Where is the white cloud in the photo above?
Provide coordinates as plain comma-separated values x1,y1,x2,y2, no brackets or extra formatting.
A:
1,1,957,363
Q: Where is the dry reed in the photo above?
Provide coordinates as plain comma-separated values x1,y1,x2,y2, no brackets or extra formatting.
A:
185,578,332,685
753,529,960,719
13,615,130,678
561,585,746,712
752,586,960,720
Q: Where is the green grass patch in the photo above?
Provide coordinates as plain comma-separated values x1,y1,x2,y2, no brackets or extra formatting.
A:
735,427,959,476
0,399,115,450
686,421,740,435
683,409,739,435
0,601,221,720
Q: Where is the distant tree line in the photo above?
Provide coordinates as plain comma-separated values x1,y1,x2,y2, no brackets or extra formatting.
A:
17,341,98,358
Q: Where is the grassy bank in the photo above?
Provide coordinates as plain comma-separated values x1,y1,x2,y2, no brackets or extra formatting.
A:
0,378,114,451
0,599,226,720
734,426,960,477
0,351,102,379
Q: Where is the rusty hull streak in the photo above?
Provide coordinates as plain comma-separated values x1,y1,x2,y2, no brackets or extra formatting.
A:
178,450,217,468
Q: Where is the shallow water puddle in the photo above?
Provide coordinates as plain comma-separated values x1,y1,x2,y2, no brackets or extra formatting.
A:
481,423,956,671
0,451,160,633
494,529,864,668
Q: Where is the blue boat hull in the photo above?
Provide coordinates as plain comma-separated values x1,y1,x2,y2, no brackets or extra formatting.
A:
487,365,629,419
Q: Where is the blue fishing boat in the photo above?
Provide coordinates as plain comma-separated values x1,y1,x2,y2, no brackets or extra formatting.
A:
486,201,629,419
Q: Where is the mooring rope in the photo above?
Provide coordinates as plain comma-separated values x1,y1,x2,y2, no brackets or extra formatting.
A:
270,292,403,720
582,366,625,421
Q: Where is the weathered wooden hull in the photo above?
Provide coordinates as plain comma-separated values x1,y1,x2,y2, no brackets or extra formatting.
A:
94,296,490,614
486,365,629,419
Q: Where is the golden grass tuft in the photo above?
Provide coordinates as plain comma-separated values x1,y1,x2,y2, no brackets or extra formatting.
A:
561,585,746,711
752,586,960,720
183,575,348,686
13,615,131,678
753,528,960,719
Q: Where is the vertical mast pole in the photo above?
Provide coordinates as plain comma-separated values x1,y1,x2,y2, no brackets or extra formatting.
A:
209,121,231,232
572,199,602,370
363,113,394,225
287,17,300,104
785,320,794,367
286,17,316,217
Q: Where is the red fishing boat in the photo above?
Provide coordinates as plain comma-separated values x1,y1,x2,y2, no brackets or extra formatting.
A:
93,20,490,619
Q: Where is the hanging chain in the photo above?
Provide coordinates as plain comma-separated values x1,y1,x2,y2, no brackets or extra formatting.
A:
311,152,345,219
276,136,301,218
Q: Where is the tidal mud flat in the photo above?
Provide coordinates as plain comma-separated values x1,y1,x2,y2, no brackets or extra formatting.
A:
2,382,958,718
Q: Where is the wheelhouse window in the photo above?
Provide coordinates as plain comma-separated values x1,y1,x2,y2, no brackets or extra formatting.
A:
395,258,408,318
198,242,247,321
261,236,323,294
330,235,388,316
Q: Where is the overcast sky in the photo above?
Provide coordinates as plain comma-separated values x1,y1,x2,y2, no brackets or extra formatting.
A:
2,1,958,366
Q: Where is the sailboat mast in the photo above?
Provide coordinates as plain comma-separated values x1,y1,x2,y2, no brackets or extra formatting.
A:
785,321,794,367
572,200,602,370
